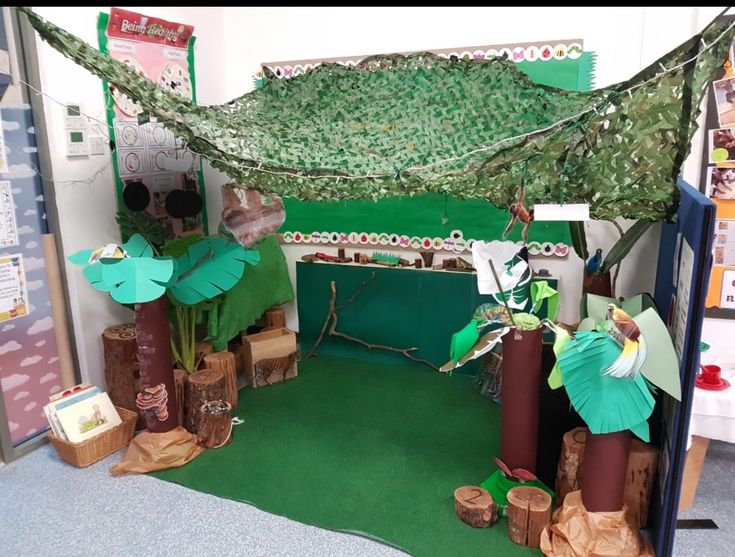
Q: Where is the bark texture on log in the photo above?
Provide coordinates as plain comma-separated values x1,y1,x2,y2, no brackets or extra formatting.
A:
195,342,213,369
556,427,659,528
197,400,232,448
203,352,238,409
453,486,498,528
555,427,587,506
174,369,187,428
184,369,225,434
506,486,552,548
102,323,145,429
264,307,286,329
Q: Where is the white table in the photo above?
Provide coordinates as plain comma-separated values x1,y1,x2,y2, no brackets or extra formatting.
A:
680,317,735,510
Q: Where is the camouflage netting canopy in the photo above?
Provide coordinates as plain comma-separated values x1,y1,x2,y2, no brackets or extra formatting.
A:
20,8,735,220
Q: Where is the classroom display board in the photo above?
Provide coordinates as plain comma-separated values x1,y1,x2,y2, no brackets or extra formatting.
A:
0,108,64,445
652,180,717,556
98,8,208,241
262,41,596,255
698,26,735,318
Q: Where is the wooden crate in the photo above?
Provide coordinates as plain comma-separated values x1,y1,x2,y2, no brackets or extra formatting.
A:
47,406,137,468
241,327,297,388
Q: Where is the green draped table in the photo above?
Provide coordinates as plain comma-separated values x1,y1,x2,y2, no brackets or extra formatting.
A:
296,260,557,372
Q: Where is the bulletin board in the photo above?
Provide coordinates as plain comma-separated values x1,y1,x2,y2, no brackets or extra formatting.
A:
97,8,208,242
260,41,597,256
698,33,735,318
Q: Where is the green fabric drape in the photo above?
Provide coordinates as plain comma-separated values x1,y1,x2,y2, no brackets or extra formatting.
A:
19,8,735,220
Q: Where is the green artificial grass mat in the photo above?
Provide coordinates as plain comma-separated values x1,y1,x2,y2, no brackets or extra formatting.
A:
152,356,540,557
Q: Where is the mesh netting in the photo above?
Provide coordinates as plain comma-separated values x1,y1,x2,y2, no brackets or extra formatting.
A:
20,8,735,220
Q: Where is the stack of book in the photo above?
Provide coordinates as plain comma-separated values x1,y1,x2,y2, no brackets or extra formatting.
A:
43,384,122,444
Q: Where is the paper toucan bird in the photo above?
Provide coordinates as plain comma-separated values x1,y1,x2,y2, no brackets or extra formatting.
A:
586,248,603,274
603,303,647,379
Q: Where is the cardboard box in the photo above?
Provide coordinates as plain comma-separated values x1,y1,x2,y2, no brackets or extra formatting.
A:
242,327,298,388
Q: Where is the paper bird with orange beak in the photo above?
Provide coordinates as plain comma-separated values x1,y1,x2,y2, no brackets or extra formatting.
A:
603,303,647,379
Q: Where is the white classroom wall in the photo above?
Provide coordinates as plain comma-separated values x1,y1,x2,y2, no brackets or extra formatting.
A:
29,7,728,387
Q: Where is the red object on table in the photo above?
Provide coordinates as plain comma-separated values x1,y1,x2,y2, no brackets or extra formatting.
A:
695,365,730,391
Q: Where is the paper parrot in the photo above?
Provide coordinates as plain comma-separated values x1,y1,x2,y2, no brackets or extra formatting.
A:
603,303,647,379
586,248,603,274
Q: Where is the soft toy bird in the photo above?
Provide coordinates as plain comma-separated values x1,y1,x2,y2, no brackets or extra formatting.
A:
603,303,647,379
586,248,603,274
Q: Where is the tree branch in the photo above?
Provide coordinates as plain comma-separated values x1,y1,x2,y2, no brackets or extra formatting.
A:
305,274,439,371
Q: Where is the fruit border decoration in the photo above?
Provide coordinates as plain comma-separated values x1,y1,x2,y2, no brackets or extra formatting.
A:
280,229,570,258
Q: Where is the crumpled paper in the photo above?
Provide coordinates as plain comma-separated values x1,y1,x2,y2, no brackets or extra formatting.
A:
540,490,654,557
109,427,204,476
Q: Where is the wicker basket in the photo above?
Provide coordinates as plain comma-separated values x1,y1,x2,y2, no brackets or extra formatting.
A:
47,406,137,468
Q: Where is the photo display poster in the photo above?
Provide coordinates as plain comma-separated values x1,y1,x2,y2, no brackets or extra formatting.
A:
260,40,595,257
98,8,207,241
701,37,735,315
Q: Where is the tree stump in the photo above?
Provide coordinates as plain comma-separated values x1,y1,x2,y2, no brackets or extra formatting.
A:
102,323,145,430
194,342,213,369
555,427,587,505
229,338,246,375
203,352,238,409
624,439,660,528
454,486,498,528
556,427,660,527
173,369,188,428
197,400,232,448
184,369,225,434
264,307,286,329
506,486,552,548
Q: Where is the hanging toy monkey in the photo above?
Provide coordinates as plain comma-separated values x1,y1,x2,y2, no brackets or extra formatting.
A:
502,178,534,243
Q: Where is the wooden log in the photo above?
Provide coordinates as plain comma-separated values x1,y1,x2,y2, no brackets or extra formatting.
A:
173,369,188,428
203,352,238,409
102,323,145,430
454,486,498,528
194,342,213,369
506,486,552,548
197,400,233,448
264,307,286,329
554,427,587,506
624,438,660,528
184,369,225,434
228,339,246,375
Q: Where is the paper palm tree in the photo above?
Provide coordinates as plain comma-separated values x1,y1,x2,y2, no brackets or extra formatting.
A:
69,233,259,432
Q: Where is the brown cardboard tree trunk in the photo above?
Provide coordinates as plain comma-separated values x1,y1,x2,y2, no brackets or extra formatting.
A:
135,296,178,433
580,429,632,512
501,327,543,473
583,269,613,297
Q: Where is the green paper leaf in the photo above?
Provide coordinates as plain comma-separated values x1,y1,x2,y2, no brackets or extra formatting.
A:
559,331,655,436
569,221,588,261
68,249,94,266
599,220,654,274
101,257,174,304
548,327,571,389
635,307,682,400
82,262,113,292
530,280,559,320
449,319,480,363
170,238,250,305
122,233,154,258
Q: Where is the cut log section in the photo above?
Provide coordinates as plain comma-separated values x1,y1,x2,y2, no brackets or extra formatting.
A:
203,351,238,409
555,427,587,505
506,486,552,548
624,439,660,529
197,400,232,449
102,323,145,429
264,307,286,329
194,342,213,369
184,369,225,434
454,486,498,528
173,369,187,428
